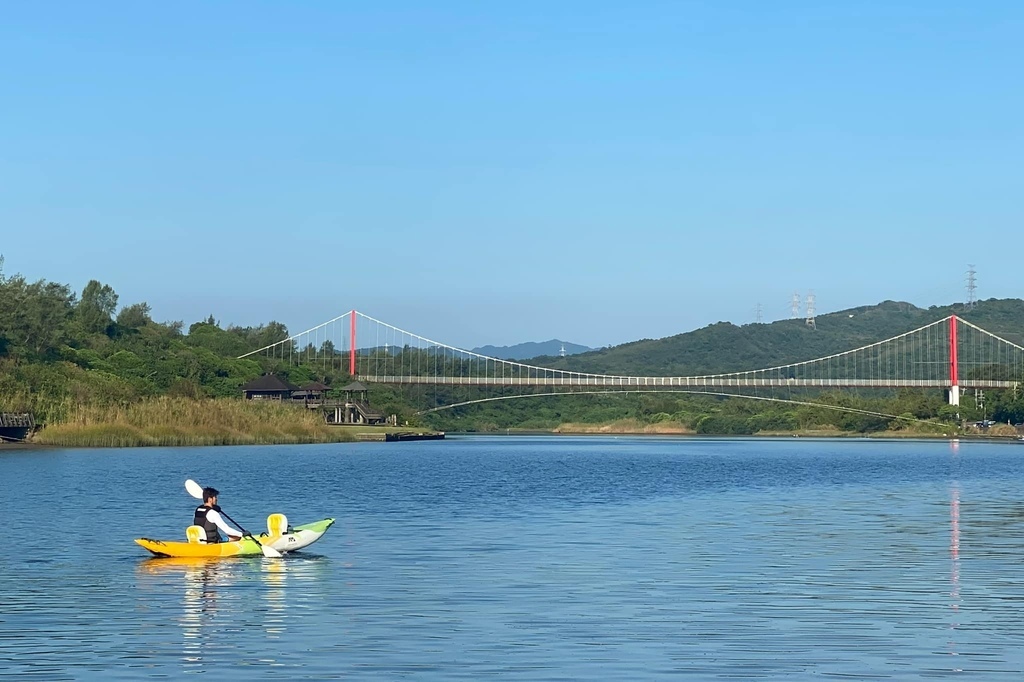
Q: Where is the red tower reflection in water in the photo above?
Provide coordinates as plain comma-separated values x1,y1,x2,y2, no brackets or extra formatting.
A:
948,439,961,667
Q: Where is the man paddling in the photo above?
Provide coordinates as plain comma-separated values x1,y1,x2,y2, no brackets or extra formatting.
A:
194,487,244,543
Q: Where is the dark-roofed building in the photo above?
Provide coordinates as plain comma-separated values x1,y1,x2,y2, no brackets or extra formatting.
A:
295,381,331,397
292,381,332,405
241,374,299,401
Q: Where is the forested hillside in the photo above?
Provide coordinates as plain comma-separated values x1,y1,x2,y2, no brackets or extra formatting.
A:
540,299,1024,376
422,298,1024,434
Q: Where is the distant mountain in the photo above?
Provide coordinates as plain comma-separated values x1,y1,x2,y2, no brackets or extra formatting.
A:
472,339,593,361
541,299,1024,376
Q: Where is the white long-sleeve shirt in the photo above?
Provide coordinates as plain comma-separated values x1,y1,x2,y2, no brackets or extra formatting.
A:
205,509,244,539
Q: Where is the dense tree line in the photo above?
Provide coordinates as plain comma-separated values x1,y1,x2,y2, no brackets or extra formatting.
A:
0,257,333,422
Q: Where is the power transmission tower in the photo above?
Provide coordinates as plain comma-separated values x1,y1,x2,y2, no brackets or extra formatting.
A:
805,291,816,329
966,265,977,310
755,303,763,324
791,292,801,319
559,343,566,358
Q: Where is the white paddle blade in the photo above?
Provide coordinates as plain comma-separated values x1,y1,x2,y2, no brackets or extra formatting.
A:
261,543,283,558
185,479,204,500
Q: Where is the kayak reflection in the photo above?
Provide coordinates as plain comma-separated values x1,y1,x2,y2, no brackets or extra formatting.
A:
136,554,331,670
263,558,287,638
138,557,246,668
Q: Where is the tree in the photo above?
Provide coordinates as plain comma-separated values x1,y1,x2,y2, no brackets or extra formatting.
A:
188,315,220,335
116,302,152,330
78,280,119,334
0,270,75,358
25,281,76,356
228,321,290,352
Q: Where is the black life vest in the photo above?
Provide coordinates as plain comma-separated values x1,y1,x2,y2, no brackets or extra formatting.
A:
193,505,222,543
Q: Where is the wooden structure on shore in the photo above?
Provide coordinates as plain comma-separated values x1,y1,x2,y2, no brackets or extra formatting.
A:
239,375,391,426
240,374,299,401
325,381,388,426
293,381,331,403
385,431,445,442
0,413,34,442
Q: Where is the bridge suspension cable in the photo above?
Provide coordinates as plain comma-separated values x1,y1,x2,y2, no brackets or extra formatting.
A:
236,312,1024,406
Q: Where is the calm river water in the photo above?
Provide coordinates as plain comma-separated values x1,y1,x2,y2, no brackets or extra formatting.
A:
2,436,1024,680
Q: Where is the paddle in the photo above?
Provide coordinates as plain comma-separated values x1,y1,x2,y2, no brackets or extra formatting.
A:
185,479,282,558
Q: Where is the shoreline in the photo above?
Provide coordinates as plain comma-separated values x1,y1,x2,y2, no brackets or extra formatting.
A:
548,427,1019,441
6,427,1022,450
1,426,443,450
22,423,440,449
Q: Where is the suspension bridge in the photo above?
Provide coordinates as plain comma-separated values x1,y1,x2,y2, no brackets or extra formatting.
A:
238,312,1024,408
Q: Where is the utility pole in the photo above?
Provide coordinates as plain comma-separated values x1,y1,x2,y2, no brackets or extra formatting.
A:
805,291,816,329
791,292,801,319
966,265,977,310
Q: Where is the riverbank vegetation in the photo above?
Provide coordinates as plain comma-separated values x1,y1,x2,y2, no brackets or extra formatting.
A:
3,256,1023,444
33,397,356,448
414,388,966,437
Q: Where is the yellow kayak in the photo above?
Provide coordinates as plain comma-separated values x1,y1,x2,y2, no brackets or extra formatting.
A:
135,517,334,558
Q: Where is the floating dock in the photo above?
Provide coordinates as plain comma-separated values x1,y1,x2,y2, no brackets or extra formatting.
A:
385,432,446,442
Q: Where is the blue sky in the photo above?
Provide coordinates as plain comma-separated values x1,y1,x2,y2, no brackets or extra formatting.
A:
2,2,1021,348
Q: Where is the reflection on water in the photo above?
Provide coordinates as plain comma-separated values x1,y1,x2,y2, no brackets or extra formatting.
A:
131,554,330,676
262,558,287,639
949,481,961,668
136,557,244,672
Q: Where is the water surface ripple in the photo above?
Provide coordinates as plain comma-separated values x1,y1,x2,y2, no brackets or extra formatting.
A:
2,436,1023,679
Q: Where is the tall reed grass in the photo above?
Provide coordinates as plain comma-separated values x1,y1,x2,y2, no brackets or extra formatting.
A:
33,397,356,447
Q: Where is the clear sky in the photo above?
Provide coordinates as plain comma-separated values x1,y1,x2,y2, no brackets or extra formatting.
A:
2,2,1021,349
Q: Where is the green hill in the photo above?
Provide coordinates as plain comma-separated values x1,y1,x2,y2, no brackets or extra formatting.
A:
415,297,1024,436
473,339,592,360
540,299,1024,376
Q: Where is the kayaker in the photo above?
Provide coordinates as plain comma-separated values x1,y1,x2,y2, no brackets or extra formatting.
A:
193,487,244,543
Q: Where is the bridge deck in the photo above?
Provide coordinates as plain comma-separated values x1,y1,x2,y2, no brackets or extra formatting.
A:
363,376,1017,389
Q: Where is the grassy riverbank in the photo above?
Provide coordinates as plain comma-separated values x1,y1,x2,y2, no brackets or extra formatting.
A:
553,419,695,435
550,419,970,439
32,397,359,448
